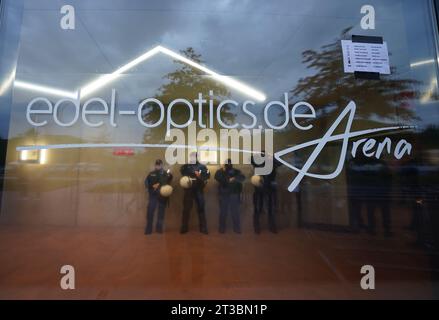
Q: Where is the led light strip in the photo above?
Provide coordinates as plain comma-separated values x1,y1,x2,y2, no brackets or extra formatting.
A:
157,46,266,102
410,58,436,68
0,69,16,95
13,46,266,102
16,143,260,155
14,80,78,99
79,46,162,97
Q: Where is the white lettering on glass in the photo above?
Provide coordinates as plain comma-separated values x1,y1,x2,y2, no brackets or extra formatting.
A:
21,92,413,193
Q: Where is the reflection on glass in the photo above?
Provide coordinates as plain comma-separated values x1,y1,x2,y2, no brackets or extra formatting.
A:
0,0,439,299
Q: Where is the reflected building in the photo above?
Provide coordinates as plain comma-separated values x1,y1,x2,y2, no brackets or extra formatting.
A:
0,0,439,299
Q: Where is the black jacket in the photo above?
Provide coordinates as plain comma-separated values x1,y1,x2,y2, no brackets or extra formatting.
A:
180,162,210,190
145,169,173,195
250,155,282,190
215,167,245,194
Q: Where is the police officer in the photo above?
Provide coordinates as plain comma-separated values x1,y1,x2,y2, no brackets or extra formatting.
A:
144,159,173,235
180,152,210,234
214,159,245,234
251,151,281,234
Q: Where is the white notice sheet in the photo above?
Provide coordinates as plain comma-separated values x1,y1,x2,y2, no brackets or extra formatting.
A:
341,40,391,75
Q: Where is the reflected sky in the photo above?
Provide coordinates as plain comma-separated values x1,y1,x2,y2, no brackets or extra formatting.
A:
1,0,439,236
3,0,439,141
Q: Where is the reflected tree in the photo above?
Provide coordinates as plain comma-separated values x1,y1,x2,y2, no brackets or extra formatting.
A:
291,27,419,125
274,27,421,183
142,47,233,143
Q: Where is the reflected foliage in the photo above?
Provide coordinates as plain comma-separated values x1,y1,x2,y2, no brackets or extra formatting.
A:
291,27,419,123
142,47,233,143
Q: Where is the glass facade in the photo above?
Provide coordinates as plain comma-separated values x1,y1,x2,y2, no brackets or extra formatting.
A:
0,0,439,299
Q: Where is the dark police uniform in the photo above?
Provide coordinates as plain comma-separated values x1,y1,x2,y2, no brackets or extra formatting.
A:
347,156,392,236
144,168,173,234
251,155,281,234
214,165,245,233
180,162,210,234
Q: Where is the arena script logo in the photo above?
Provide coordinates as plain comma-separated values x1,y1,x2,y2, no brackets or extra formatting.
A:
19,94,412,192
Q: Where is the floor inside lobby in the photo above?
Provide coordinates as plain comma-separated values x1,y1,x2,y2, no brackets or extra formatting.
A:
0,224,438,299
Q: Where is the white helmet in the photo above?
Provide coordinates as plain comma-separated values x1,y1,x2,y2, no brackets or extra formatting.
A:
160,185,174,197
179,176,192,189
251,175,264,187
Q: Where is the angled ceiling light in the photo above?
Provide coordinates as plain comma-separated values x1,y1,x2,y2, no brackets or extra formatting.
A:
79,46,162,97
14,46,266,102
410,58,436,68
80,46,266,101
0,69,16,95
14,80,78,99
420,77,438,104
157,46,266,102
